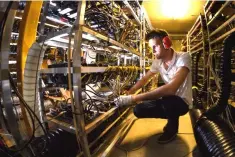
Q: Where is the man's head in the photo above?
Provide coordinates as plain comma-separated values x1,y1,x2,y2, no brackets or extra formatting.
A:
146,29,172,59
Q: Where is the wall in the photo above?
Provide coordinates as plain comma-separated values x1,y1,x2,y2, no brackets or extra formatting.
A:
171,40,182,52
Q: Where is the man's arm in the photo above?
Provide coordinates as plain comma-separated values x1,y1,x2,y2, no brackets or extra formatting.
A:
132,66,189,102
128,70,156,94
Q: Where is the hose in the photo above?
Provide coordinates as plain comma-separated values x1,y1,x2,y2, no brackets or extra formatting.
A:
194,116,235,157
203,32,234,117
190,32,235,157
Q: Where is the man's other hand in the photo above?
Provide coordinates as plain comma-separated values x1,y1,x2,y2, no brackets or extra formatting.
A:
115,95,133,107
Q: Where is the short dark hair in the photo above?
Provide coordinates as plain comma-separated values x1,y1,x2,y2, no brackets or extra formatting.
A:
146,29,169,41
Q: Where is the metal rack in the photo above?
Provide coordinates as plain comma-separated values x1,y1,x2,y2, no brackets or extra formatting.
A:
187,13,209,109
203,0,235,109
0,1,153,157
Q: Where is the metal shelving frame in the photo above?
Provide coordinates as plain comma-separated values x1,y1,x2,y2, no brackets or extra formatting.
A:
203,0,235,109
0,1,153,156
38,1,150,156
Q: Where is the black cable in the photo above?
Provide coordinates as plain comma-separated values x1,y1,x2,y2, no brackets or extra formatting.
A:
8,77,36,154
9,72,49,153
82,90,99,114
0,1,38,154
0,1,13,43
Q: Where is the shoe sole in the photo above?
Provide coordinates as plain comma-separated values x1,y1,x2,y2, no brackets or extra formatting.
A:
157,134,177,144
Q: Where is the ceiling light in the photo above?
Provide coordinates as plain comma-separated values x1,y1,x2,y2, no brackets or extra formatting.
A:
59,8,72,15
109,45,122,50
90,24,99,28
15,16,22,20
58,8,61,12
82,33,98,41
44,23,59,28
46,16,72,27
68,13,77,18
50,0,56,7
11,32,19,36
50,33,68,41
161,0,190,19
9,61,17,64
66,13,70,16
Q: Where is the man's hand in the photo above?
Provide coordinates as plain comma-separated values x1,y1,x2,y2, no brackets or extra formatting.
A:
115,95,133,107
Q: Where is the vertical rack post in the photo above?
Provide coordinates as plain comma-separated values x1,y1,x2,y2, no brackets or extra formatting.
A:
139,8,143,80
142,11,146,77
72,0,91,156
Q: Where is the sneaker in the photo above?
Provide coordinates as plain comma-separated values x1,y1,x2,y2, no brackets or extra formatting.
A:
157,131,177,144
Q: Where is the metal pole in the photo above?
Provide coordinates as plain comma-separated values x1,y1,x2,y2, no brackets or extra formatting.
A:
72,0,91,156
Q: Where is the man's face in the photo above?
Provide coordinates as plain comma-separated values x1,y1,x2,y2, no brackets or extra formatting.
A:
148,37,165,59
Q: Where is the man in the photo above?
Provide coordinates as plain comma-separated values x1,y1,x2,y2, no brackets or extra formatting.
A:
116,29,192,144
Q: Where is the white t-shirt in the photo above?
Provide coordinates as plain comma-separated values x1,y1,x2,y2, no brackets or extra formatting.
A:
150,51,193,109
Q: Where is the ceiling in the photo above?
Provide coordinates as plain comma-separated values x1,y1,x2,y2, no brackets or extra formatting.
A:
143,0,206,37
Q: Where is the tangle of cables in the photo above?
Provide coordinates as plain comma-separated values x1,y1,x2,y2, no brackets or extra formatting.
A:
43,66,139,124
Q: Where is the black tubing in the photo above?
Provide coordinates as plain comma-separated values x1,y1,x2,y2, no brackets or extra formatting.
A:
203,32,234,117
190,32,235,157
193,116,235,157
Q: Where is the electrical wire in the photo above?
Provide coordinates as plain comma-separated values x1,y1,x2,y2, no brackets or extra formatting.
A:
0,1,39,154
9,72,49,153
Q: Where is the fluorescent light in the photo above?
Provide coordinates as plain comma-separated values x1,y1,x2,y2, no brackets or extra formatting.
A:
10,43,17,45
52,38,70,43
109,45,122,50
45,40,69,49
15,16,22,20
66,13,70,16
161,0,190,19
45,23,59,28
68,13,77,18
9,61,17,64
58,8,61,12
82,34,98,41
38,21,59,28
50,33,68,41
90,24,99,28
10,72,17,74
59,8,72,15
46,16,72,27
50,0,56,7
11,32,19,36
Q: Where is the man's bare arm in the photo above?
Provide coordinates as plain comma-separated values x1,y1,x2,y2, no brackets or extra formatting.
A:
128,70,156,94
132,67,189,102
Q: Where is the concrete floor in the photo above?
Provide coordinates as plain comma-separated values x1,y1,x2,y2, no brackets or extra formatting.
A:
106,113,203,157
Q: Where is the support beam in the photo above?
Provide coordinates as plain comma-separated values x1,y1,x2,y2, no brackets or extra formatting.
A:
72,0,91,156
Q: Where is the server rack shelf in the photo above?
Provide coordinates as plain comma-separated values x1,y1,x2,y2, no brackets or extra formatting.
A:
188,13,209,109
204,0,235,110
0,1,154,157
